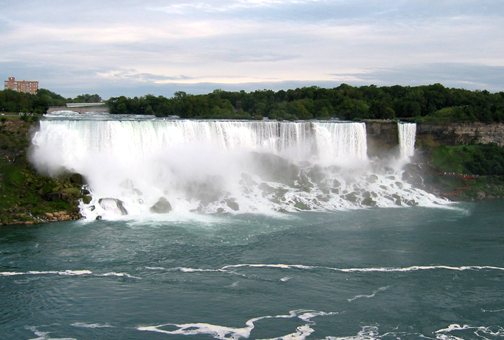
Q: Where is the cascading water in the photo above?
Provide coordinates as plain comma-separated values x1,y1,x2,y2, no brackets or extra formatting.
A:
398,122,417,161
29,114,446,220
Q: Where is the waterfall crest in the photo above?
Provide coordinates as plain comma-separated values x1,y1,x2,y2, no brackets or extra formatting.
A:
30,116,445,220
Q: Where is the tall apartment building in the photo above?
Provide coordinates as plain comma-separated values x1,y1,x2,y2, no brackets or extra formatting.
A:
4,77,39,95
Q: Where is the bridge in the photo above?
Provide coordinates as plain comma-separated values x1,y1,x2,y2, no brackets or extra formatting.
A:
47,103,109,114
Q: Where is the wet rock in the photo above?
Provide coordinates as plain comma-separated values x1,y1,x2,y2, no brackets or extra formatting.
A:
61,193,73,204
225,199,239,211
316,194,330,202
361,197,376,207
404,199,418,206
150,197,172,214
99,198,128,215
476,190,486,200
82,195,92,204
250,152,299,186
307,165,325,184
70,173,85,186
392,194,402,206
294,200,310,210
344,193,358,203
258,182,275,195
367,174,379,184
62,187,81,196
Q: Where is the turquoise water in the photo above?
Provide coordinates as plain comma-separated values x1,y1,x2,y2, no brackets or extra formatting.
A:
1,201,503,339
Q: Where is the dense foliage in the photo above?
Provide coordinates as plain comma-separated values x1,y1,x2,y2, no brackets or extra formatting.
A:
0,89,66,114
432,144,504,176
0,117,82,224
0,89,102,114
107,84,504,123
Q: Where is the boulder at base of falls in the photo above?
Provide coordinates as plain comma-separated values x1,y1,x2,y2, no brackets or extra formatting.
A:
225,199,239,211
98,198,128,215
150,197,172,214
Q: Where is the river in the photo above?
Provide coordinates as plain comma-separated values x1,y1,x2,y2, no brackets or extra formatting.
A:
1,201,503,339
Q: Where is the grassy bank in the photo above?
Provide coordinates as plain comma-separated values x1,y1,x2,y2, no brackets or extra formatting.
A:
408,143,504,200
0,115,83,225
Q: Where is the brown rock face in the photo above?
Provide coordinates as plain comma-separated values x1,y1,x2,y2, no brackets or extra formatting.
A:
416,123,504,147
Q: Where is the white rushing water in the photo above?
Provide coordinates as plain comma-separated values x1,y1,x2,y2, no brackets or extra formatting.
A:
398,122,417,161
29,115,446,220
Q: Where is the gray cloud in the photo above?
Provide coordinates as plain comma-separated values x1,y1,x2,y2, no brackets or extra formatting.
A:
1,0,503,98
330,63,504,92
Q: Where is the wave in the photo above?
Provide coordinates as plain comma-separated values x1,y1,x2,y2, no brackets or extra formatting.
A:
145,264,504,274
435,324,504,339
347,286,391,302
4,264,500,282
0,270,140,279
137,309,338,340
70,322,113,328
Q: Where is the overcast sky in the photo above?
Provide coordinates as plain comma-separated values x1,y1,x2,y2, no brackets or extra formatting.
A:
1,0,503,99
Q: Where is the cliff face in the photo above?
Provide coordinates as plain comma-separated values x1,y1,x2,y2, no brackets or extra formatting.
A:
416,123,504,147
365,121,399,157
365,121,504,152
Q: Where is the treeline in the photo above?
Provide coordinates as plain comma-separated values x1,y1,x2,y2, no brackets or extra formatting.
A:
0,89,102,114
2,84,504,123
107,84,504,123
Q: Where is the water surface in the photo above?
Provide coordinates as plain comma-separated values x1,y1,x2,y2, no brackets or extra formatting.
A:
1,201,503,339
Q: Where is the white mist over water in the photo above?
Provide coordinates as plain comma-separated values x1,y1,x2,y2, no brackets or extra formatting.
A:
29,115,446,220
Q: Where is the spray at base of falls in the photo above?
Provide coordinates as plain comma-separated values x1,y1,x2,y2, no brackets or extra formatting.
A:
29,115,447,220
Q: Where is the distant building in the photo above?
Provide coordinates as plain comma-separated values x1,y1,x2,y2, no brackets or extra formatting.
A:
4,77,39,95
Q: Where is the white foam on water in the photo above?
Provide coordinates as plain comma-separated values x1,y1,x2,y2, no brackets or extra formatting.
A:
435,324,504,339
335,265,504,273
347,286,391,302
96,272,141,279
327,325,381,340
141,264,504,278
137,309,337,340
70,322,113,328
0,270,92,277
0,270,142,278
25,326,77,340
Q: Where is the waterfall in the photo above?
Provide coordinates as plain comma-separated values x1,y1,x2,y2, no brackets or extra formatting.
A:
30,115,445,219
398,122,417,161
313,122,368,166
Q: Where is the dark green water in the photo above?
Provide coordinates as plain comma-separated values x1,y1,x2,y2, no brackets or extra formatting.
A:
1,201,503,339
